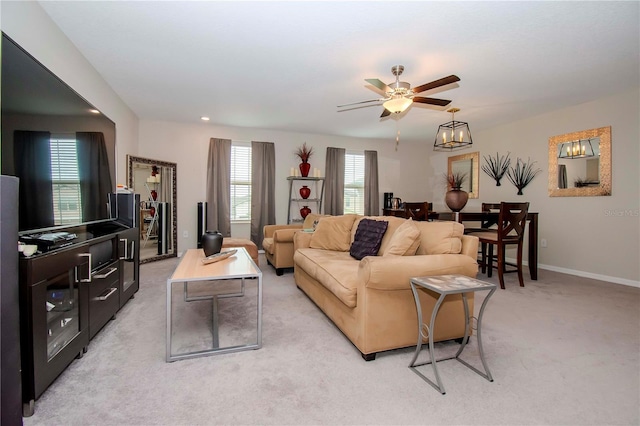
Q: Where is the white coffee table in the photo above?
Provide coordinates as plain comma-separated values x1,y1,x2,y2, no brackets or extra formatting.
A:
408,274,496,394
166,247,262,362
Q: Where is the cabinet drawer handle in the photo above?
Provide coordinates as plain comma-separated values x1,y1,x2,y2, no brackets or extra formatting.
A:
119,238,128,260
96,287,118,301
93,267,118,279
76,253,92,282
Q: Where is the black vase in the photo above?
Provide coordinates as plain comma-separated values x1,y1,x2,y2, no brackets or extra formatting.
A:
202,230,223,256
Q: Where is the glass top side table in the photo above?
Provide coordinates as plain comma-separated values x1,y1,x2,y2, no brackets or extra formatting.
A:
409,274,497,394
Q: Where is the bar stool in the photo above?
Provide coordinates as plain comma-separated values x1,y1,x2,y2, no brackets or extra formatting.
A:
467,202,529,289
403,202,432,221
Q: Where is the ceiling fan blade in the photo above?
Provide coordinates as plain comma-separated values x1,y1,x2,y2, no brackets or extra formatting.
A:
337,99,383,108
365,78,391,93
412,97,452,107
412,75,460,94
380,108,391,118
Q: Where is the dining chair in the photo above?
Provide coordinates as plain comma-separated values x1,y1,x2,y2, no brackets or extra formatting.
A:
463,202,501,234
467,202,530,289
403,202,431,221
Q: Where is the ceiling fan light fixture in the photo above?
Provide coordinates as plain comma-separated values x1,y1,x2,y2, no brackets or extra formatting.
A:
383,96,412,114
433,107,473,151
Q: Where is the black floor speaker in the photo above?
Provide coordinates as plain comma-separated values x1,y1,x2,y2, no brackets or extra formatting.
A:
197,202,207,248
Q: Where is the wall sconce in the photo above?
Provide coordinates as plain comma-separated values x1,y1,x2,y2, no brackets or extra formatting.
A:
433,107,473,151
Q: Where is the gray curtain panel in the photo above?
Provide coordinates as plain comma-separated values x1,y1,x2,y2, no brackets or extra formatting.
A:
364,150,379,216
76,132,113,222
13,130,54,230
160,166,172,203
558,164,568,189
324,147,345,215
250,141,276,247
206,138,232,237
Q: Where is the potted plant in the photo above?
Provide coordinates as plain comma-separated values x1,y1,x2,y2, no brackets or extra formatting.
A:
295,142,314,177
443,172,469,212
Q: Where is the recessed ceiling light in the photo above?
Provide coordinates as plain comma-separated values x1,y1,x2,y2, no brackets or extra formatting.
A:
89,109,100,114
200,116,210,121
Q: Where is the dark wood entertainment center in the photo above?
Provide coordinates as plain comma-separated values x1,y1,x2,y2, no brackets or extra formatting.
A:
18,219,140,416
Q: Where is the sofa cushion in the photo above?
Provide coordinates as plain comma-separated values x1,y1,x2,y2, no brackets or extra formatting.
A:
303,213,328,230
383,219,421,256
294,248,359,308
350,218,388,260
414,221,464,255
351,215,406,253
310,214,359,251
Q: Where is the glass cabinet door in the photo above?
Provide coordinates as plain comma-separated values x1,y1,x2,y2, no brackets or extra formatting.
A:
120,232,136,293
44,270,81,361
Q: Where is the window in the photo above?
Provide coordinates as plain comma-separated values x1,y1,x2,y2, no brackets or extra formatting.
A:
50,137,82,225
230,142,252,221
344,152,365,215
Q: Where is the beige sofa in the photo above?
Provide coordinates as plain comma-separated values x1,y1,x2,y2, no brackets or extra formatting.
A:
263,214,325,275
293,214,479,360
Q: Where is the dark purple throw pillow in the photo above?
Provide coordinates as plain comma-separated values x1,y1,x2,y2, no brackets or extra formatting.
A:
349,219,389,260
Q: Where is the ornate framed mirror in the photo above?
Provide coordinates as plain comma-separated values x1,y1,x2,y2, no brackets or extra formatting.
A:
548,126,611,197
448,151,479,199
127,155,177,263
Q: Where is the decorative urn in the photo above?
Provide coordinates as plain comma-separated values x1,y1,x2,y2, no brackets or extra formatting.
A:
202,230,224,256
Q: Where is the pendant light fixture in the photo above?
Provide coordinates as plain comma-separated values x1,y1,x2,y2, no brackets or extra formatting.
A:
433,107,473,151
557,138,596,159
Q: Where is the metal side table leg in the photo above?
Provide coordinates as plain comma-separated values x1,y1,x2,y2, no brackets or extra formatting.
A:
408,285,448,394
455,287,496,381
212,295,219,348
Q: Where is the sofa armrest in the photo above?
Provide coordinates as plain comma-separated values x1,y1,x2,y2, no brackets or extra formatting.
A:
273,228,301,243
460,235,479,259
293,230,313,251
264,224,302,238
358,254,479,291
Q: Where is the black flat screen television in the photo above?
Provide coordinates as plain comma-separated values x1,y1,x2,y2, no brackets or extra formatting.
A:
1,32,117,234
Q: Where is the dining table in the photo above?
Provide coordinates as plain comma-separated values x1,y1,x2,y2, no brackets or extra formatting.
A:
428,211,539,280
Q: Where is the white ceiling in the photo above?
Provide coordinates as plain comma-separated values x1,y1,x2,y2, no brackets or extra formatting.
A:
39,1,639,144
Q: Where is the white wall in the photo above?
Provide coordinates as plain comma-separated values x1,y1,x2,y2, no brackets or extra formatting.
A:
137,120,433,252
5,1,636,285
1,1,139,184
429,89,640,285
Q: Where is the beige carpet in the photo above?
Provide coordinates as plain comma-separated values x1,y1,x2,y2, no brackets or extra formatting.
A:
24,254,640,425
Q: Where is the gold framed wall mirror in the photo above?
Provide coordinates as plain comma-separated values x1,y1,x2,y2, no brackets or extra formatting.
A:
127,155,177,263
448,151,479,198
548,126,611,197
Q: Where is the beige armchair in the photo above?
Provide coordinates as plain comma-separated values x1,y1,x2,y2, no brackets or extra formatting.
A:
263,213,325,275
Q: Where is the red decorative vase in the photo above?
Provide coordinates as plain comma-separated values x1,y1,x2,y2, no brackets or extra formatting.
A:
150,189,158,200
299,162,311,177
149,207,156,217
299,185,311,199
300,206,311,219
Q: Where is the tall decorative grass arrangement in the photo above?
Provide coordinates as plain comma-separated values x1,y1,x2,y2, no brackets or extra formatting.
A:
507,157,542,195
481,152,511,186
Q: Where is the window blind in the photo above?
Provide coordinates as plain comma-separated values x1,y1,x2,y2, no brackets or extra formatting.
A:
344,152,365,215
50,138,82,225
231,143,252,221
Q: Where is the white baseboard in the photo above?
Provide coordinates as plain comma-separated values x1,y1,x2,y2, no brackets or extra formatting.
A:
504,256,640,288
537,263,640,288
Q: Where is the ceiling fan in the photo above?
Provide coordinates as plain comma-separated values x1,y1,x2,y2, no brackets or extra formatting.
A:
337,65,460,118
